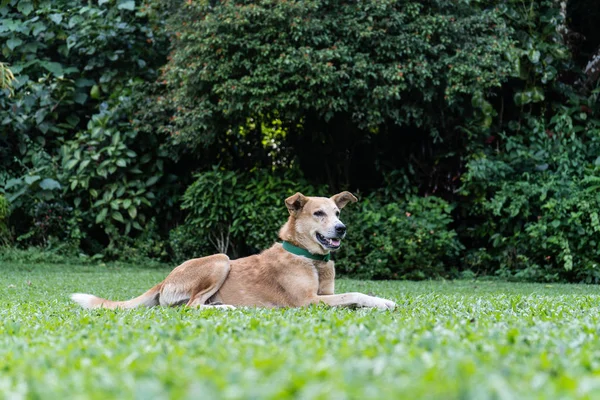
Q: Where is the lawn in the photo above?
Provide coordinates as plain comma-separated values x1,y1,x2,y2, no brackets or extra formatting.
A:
1,262,600,399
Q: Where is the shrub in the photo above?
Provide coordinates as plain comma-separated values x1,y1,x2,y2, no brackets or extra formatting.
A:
336,194,464,280
0,0,167,173
0,0,170,254
157,0,516,190
169,224,213,265
58,88,172,251
461,101,600,283
177,168,325,259
110,220,170,264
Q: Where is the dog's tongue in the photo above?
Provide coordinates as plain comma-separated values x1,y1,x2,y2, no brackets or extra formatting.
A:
329,238,341,247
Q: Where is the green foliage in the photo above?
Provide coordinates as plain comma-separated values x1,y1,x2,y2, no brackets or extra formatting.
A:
179,168,325,258
0,0,170,253
59,89,170,248
0,0,166,170
3,265,600,398
161,0,514,175
0,246,87,265
461,97,600,282
337,194,463,280
3,160,62,210
0,194,10,245
455,0,600,283
114,219,170,264
3,0,600,284
168,224,212,264
502,0,569,105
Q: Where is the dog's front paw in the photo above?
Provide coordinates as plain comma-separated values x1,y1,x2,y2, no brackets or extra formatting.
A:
373,298,396,310
360,295,396,310
212,304,236,310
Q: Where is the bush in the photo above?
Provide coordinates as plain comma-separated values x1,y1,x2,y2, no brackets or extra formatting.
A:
1,0,167,173
336,193,464,280
169,224,213,265
157,0,516,191
109,220,170,265
177,168,325,259
59,88,172,250
1,0,170,254
461,101,600,283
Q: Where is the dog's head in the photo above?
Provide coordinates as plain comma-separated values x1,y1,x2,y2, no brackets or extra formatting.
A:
279,191,358,255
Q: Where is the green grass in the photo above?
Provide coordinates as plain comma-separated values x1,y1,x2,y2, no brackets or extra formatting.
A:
1,262,600,399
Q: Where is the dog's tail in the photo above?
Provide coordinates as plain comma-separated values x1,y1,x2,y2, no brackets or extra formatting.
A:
71,284,162,309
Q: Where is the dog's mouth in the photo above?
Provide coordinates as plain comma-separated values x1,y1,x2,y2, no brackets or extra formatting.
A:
316,232,342,250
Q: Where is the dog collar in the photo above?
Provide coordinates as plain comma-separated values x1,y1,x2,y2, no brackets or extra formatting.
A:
281,241,331,262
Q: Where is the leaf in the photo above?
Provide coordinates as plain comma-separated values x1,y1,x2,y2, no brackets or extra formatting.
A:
24,175,41,185
112,211,125,223
49,14,63,24
17,1,33,15
527,49,541,64
68,15,83,29
117,0,136,11
7,38,23,51
66,159,78,170
128,206,137,219
78,159,91,171
32,23,47,36
145,176,160,187
123,199,132,209
111,132,121,147
124,222,131,235
73,197,81,208
39,178,61,191
96,208,108,224
41,62,64,77
116,159,127,167
73,92,88,105
90,85,101,99
5,178,22,190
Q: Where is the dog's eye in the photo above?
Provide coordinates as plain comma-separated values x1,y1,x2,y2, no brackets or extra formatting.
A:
313,210,325,217
335,211,340,217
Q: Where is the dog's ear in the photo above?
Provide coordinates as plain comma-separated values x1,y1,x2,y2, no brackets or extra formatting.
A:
331,191,358,209
285,192,308,216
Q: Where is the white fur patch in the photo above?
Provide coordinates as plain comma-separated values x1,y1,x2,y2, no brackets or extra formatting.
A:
71,293,99,309
159,284,190,306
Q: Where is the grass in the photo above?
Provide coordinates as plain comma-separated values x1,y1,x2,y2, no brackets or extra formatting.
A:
1,262,600,399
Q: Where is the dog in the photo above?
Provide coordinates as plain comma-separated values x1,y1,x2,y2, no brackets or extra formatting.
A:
71,192,397,310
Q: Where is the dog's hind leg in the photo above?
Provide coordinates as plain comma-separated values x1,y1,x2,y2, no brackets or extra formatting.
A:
186,260,234,309
159,254,232,308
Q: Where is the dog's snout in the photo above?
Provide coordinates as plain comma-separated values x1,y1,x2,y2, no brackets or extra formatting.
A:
335,223,347,236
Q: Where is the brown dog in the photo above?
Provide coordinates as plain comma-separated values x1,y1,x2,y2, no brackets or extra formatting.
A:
71,192,397,310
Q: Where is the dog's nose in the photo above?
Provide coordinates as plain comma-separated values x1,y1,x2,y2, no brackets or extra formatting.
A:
335,223,347,236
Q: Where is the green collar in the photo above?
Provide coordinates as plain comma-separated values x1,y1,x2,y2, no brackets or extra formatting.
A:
281,241,331,262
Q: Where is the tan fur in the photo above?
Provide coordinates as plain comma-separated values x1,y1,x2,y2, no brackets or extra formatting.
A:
71,192,396,310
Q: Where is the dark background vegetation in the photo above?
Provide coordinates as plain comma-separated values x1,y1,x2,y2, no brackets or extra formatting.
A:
2,0,600,283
